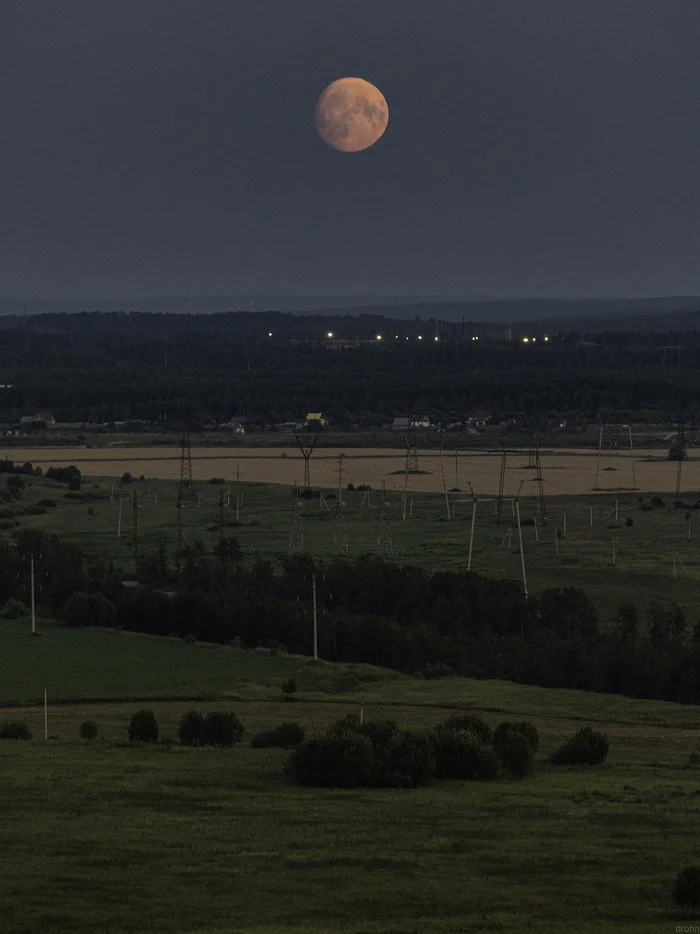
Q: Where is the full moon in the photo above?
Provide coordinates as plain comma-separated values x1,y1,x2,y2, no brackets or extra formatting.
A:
315,77,388,152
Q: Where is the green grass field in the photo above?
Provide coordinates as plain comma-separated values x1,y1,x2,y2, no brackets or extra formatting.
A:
2,622,700,933
3,469,700,620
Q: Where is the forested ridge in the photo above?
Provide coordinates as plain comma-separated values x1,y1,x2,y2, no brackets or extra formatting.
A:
0,311,699,425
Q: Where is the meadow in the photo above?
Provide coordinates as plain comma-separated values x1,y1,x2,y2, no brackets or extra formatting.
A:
5,461,700,621
1,621,700,934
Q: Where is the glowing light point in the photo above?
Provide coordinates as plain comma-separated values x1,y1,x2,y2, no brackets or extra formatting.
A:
376,334,382,341
418,335,423,340
327,331,334,338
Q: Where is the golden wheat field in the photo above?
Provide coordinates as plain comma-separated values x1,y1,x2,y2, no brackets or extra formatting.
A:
3,445,697,496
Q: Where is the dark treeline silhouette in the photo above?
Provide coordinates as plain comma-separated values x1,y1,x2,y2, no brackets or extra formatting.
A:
2,529,700,706
0,311,700,425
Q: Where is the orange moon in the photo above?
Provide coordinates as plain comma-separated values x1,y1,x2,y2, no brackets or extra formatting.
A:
315,77,388,152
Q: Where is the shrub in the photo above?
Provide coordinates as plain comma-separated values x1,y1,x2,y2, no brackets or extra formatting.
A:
209,477,225,484
121,472,133,484
288,729,375,787
442,714,492,744
79,720,98,740
251,722,305,749
672,866,700,911
0,720,31,740
355,719,401,749
128,709,159,743
0,598,29,619
551,726,609,766
431,728,492,780
200,711,244,747
380,729,435,788
495,729,535,779
651,495,664,507
281,677,297,695
494,720,539,754
178,709,205,746
473,743,502,780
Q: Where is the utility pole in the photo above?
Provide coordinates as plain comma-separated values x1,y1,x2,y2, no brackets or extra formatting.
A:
440,440,451,520
132,489,138,558
467,486,477,572
236,466,241,522
312,570,318,660
515,498,528,600
117,484,124,538
44,687,48,740
30,553,36,635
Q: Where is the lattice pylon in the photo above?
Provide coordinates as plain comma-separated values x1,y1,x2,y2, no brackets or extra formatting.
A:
376,482,394,557
332,501,349,555
179,418,195,497
288,488,304,554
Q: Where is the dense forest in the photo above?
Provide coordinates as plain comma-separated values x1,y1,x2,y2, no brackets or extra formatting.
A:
0,311,700,426
1,527,698,706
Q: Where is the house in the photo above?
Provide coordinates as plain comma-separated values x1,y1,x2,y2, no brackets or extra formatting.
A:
305,412,328,427
274,420,304,432
392,417,411,431
411,415,431,429
19,411,55,428
466,410,492,428
220,415,248,433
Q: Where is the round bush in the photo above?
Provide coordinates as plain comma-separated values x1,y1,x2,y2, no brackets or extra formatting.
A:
0,720,31,740
288,730,375,787
200,711,244,747
442,714,492,744
128,709,159,743
474,743,502,780
672,865,700,910
551,727,609,766
378,730,435,788
251,722,305,749
495,729,535,779
356,719,401,749
432,728,490,780
494,720,539,754
80,720,98,740
178,710,205,746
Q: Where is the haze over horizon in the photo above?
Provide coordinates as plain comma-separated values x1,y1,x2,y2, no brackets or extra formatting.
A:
2,2,699,299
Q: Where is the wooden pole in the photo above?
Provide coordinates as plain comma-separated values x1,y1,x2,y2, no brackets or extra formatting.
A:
440,445,451,520
612,537,616,566
30,554,36,635
615,497,619,522
236,466,241,522
312,571,318,660
117,486,123,538
555,525,559,555
515,499,528,599
595,425,603,490
563,511,567,535
44,686,48,740
590,505,593,527
467,499,476,571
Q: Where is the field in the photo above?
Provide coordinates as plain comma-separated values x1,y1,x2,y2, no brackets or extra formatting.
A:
4,459,700,621
1,621,700,934
3,443,698,495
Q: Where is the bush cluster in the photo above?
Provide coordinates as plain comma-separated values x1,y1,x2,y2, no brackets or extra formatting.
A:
551,727,609,766
0,720,32,740
288,714,540,789
177,709,244,747
251,722,305,748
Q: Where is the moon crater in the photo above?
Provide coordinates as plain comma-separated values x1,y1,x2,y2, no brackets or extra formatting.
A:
315,77,388,152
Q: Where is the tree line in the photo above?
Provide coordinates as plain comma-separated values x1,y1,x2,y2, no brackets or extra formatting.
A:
2,528,700,706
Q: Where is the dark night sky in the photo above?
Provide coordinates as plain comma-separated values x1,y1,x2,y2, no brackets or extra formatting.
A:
1,1,700,300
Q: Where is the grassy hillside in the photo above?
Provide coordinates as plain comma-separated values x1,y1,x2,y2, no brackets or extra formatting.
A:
1,625,700,933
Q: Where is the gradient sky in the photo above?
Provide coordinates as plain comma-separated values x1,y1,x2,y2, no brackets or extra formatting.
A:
2,0,700,300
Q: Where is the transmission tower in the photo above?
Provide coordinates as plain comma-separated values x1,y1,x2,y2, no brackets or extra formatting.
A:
376,481,394,557
332,501,349,555
405,433,419,472
496,445,507,526
674,413,688,496
295,433,319,490
179,418,195,497
289,487,304,554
